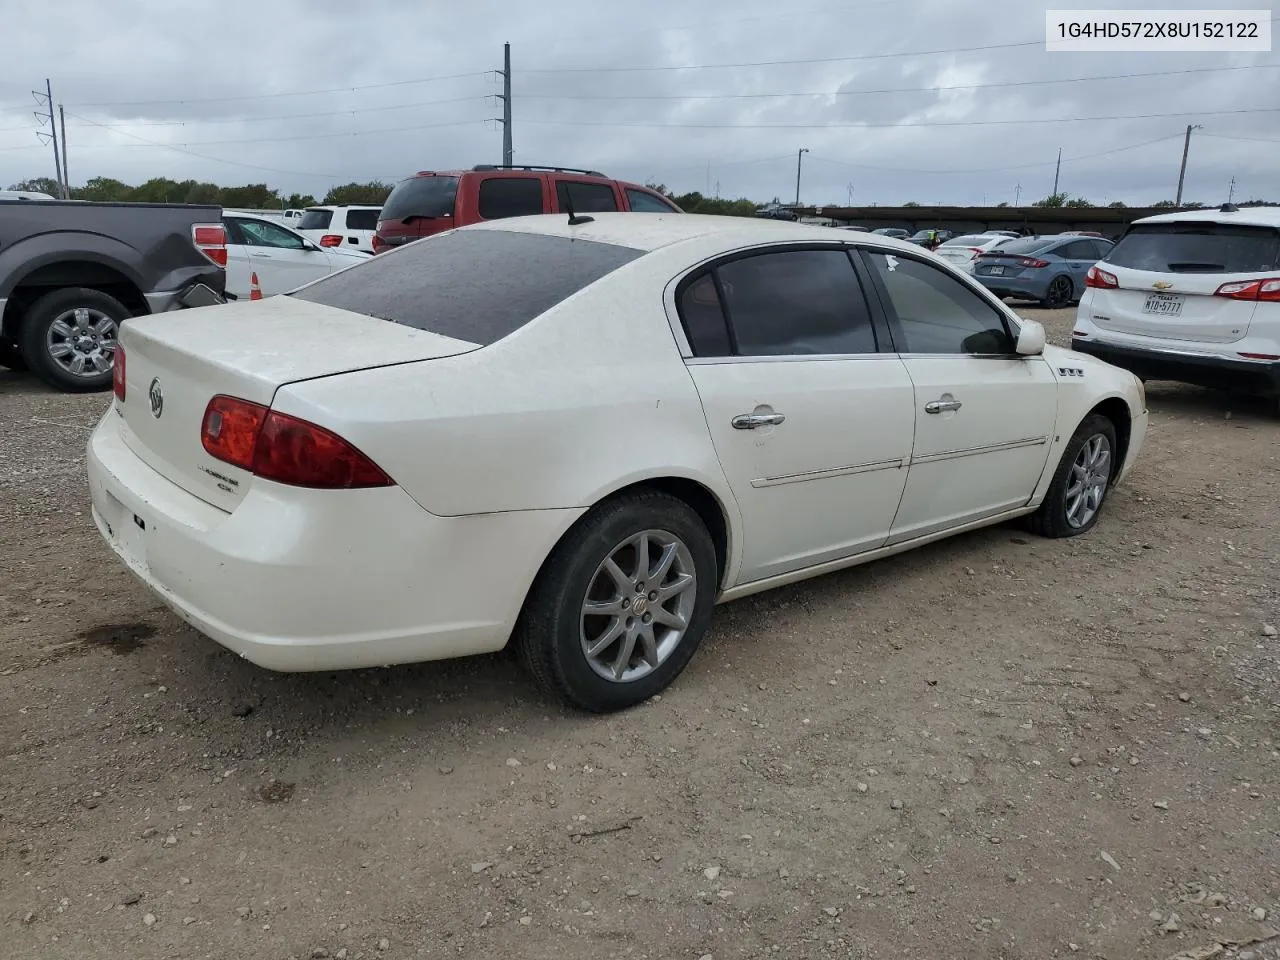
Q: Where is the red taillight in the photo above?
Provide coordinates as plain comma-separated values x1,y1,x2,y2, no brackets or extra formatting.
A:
1215,277,1280,302
1017,257,1050,269
1239,352,1280,360
113,344,126,401
192,223,227,267
319,234,342,248
1086,265,1119,289
201,395,268,471
372,233,386,254
200,395,394,489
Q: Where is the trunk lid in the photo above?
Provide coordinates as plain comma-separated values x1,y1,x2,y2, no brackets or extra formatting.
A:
116,295,479,512
1085,267,1261,342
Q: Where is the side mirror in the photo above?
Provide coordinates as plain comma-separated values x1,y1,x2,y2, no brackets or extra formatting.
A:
1014,318,1046,356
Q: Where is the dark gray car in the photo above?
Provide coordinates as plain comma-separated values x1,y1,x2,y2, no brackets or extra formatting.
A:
0,200,226,391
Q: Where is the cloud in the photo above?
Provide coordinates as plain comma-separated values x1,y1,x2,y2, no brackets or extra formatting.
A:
0,0,1275,206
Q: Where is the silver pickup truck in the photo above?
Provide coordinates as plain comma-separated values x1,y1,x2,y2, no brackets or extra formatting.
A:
0,199,227,392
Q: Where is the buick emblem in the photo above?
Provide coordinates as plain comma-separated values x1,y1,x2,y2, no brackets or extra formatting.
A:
148,378,164,419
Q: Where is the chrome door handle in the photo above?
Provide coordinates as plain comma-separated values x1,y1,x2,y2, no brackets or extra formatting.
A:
732,412,786,429
924,399,962,414
250,252,272,258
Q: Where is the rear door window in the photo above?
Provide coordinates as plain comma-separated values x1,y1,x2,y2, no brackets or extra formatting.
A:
556,180,619,213
1058,240,1098,260
715,249,878,356
625,188,680,213
379,176,459,222
344,208,380,230
477,177,545,220
289,229,643,346
296,209,333,230
1105,222,1280,274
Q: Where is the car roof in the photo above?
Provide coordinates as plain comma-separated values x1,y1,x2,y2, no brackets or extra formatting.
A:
303,204,381,211
463,212,930,255
1133,205,1280,229
398,169,658,191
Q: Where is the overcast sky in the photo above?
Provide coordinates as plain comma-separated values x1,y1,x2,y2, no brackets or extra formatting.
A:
1,0,1276,207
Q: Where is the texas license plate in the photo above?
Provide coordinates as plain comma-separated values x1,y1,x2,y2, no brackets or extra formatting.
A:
1143,293,1184,316
988,265,1005,275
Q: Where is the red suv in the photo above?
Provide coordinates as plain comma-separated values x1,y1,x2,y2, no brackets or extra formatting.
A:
373,165,683,253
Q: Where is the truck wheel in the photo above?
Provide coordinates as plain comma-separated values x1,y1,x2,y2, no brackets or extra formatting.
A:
20,288,129,393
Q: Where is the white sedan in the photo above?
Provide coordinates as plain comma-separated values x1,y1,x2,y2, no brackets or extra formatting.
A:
87,214,1148,712
221,211,369,299
934,233,1017,273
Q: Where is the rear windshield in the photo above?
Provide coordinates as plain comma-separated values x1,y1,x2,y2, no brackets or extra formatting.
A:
380,176,459,222
289,229,643,346
942,235,994,246
988,237,1054,255
1105,222,1280,274
297,209,332,230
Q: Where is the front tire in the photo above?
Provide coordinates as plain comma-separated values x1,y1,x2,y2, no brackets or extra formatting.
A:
515,490,718,713
1028,414,1118,538
20,287,130,393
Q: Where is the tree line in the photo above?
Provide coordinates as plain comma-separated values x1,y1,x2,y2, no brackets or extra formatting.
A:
5,176,392,208
6,175,1271,213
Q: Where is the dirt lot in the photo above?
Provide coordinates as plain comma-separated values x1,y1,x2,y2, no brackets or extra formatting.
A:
2,306,1277,960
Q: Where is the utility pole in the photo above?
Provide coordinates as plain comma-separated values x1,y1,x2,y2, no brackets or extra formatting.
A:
1175,124,1202,207
1052,147,1062,197
846,183,854,206
1228,175,1237,204
1015,182,1022,206
32,79,65,198
497,42,513,166
58,104,69,196
794,147,809,207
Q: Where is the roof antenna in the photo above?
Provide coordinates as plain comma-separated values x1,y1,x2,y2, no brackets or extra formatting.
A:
565,192,594,226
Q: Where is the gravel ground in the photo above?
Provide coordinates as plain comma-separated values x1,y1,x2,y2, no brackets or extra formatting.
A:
1,306,1277,960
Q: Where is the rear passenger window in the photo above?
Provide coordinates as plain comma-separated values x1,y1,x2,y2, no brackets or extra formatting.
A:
478,177,544,220
556,180,618,213
1059,240,1098,260
344,209,379,230
717,249,877,356
626,188,678,213
676,273,732,357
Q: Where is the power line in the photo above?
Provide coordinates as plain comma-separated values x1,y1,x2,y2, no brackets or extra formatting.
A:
55,112,386,180
1201,132,1280,145
809,133,1187,175
515,106,1280,130
0,114,486,152
60,94,493,129
516,63,1280,101
68,70,492,108
519,38,1042,74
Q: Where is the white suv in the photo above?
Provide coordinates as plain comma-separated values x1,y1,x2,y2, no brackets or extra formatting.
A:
294,205,381,254
1072,204,1280,410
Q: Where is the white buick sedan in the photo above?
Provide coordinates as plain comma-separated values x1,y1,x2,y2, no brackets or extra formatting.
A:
88,214,1148,712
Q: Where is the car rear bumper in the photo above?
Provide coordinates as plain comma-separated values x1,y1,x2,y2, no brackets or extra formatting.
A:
86,408,582,672
1071,337,1280,395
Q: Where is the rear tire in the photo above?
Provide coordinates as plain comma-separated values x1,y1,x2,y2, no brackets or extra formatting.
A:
20,287,130,393
1041,274,1074,309
1027,414,1118,539
515,490,718,713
